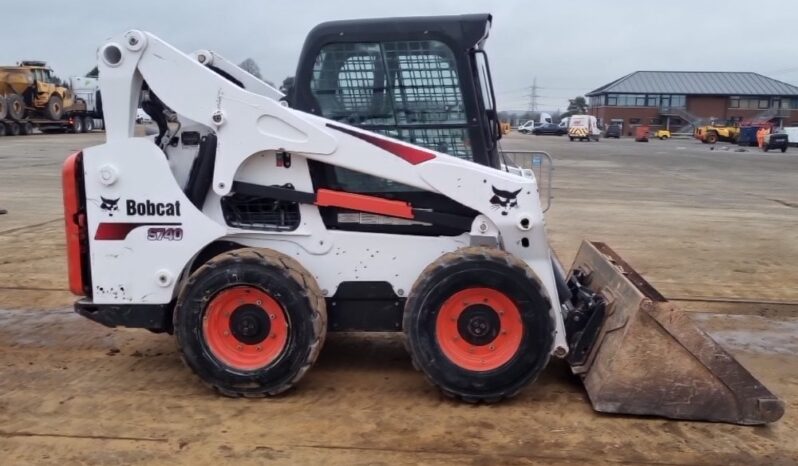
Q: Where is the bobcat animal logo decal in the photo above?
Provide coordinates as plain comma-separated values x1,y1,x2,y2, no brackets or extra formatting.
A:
490,186,521,216
100,196,120,216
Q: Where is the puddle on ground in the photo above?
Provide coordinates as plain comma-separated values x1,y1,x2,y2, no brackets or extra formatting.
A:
691,313,798,356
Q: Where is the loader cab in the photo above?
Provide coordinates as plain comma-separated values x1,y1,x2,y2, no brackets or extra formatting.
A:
291,14,500,235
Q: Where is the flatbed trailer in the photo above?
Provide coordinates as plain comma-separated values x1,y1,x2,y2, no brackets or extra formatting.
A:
0,100,102,136
0,74,103,136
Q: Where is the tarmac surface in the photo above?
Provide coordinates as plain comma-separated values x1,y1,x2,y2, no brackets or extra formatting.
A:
1,131,797,465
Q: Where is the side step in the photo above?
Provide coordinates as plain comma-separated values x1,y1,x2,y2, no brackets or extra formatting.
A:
565,241,784,425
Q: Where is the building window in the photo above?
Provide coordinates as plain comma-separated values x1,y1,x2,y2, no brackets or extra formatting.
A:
670,95,686,108
729,97,740,108
758,99,770,109
647,95,659,107
635,95,646,106
589,95,605,107
607,94,618,106
650,118,662,125
629,118,641,124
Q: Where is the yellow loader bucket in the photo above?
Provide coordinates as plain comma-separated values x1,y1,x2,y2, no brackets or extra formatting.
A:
564,241,784,425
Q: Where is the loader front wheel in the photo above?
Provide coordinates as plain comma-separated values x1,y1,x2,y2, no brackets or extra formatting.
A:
404,248,555,402
174,248,326,397
45,95,64,120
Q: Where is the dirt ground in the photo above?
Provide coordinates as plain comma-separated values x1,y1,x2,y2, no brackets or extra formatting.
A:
1,132,797,465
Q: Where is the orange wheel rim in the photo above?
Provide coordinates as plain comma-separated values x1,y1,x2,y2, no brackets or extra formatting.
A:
435,288,523,371
202,286,289,371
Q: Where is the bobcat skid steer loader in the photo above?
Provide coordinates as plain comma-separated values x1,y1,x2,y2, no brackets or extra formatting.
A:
62,16,783,425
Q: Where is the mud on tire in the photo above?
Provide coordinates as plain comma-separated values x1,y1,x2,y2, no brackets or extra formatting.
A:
174,247,326,397
403,247,556,402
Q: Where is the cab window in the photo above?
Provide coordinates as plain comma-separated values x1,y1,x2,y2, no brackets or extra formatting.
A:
311,40,470,161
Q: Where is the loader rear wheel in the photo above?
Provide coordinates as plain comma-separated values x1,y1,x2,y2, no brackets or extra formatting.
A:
174,248,326,397
0,96,7,120
404,247,555,402
6,94,25,120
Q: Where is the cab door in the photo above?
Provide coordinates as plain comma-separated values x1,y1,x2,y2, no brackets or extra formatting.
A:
33,69,55,107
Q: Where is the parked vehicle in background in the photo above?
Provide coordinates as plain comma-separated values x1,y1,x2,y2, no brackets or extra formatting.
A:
694,122,739,144
605,123,621,139
0,61,73,120
568,114,600,141
781,126,798,146
762,131,788,152
532,122,566,136
0,64,102,136
136,108,152,124
518,120,535,134
654,129,671,139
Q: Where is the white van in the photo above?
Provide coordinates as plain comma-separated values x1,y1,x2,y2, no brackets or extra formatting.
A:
518,120,536,134
568,115,601,142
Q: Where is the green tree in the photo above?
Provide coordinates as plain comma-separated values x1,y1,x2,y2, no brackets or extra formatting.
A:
238,58,262,79
563,96,588,117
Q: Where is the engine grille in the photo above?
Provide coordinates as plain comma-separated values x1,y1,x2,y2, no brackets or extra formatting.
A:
221,191,300,231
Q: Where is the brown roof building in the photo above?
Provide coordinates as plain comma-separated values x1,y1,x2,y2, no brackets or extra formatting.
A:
586,71,798,134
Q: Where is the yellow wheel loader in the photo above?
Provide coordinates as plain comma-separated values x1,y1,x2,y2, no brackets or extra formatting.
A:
62,15,783,425
694,122,739,144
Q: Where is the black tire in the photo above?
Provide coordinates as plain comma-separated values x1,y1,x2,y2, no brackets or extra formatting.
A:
6,94,25,120
72,116,84,134
781,147,787,153
706,132,718,144
174,248,326,397
0,123,5,137
7,122,20,136
569,137,574,141
45,95,64,120
403,247,555,402
20,122,33,135
763,146,768,152
84,117,94,132
0,96,7,120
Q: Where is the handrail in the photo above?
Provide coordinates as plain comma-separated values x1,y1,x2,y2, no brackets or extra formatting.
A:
499,150,553,212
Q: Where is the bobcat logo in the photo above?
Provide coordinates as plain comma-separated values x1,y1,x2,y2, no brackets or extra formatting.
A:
490,186,521,216
100,196,120,216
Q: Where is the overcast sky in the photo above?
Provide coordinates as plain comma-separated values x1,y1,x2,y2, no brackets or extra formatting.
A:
2,0,796,111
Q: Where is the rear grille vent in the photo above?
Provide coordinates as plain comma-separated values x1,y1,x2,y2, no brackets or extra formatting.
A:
221,186,301,231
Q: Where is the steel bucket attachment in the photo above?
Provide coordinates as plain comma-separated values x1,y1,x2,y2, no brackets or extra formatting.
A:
564,241,784,425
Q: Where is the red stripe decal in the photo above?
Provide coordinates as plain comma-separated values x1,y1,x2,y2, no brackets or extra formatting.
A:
326,123,436,165
95,222,181,240
316,189,414,219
